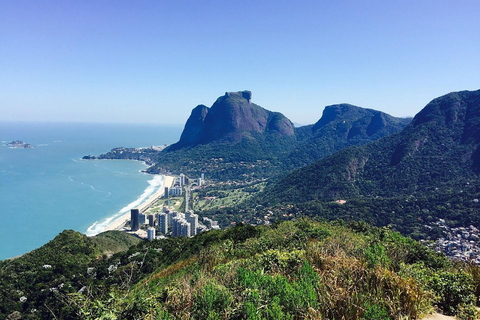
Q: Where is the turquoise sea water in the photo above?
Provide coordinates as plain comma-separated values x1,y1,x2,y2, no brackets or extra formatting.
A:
0,122,182,260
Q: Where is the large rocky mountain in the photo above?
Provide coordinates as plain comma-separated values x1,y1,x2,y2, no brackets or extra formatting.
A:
265,89,480,202
169,91,294,150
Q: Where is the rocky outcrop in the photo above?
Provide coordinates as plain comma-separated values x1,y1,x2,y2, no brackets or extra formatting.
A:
170,91,294,150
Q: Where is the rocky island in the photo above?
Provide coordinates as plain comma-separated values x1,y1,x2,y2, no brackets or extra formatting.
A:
7,140,34,148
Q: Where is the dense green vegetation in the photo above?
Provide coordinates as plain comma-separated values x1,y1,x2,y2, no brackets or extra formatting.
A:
198,180,480,240
91,231,143,257
149,132,297,181
285,104,410,169
204,90,478,239
2,220,479,319
265,90,480,202
0,231,140,319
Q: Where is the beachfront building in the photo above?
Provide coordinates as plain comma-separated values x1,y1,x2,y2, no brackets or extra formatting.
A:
148,214,155,227
186,211,199,236
172,213,191,237
164,187,169,199
138,213,146,225
203,217,220,230
147,227,156,241
180,221,190,237
167,211,177,226
170,186,182,196
131,209,140,231
158,213,168,234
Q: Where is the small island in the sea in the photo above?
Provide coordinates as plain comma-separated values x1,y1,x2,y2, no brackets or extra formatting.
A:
7,140,35,149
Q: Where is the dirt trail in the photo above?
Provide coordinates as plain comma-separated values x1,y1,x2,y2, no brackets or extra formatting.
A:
422,313,455,320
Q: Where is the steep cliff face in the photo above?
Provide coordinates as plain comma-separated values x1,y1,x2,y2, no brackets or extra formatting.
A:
169,91,294,150
176,104,209,147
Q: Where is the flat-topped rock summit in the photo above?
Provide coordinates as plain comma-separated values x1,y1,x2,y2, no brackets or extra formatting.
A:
169,91,294,150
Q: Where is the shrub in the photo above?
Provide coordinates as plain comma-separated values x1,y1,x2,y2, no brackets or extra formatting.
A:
260,249,305,273
361,303,391,320
429,270,476,315
364,242,390,268
193,282,233,319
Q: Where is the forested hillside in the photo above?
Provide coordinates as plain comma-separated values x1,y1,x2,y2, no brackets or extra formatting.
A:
264,89,480,201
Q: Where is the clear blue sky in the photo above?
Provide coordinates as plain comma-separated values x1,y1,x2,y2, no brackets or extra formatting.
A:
1,0,479,125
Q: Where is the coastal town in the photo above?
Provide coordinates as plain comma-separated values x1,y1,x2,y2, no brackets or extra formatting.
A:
110,172,221,241
112,173,480,266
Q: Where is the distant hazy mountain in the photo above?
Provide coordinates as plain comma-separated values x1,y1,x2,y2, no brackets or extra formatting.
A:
266,89,480,201
168,91,294,150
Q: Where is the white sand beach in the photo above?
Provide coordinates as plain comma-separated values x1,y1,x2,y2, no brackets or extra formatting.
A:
103,175,175,232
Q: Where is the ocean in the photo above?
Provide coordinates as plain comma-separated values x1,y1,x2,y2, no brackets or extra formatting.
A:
0,122,182,260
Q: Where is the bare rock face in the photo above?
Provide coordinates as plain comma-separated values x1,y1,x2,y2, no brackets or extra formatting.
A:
177,105,209,147
170,91,294,149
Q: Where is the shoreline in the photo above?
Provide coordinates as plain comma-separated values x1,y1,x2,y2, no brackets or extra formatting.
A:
102,175,175,232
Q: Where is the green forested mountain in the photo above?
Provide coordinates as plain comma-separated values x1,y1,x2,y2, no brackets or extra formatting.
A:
2,220,479,319
264,89,480,202
286,104,411,168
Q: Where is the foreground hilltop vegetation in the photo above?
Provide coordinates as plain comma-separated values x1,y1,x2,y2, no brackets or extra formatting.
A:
1,220,479,319
0,231,141,319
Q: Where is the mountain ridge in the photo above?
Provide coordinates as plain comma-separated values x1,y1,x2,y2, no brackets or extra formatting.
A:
264,89,480,202
287,103,410,168
94,90,410,181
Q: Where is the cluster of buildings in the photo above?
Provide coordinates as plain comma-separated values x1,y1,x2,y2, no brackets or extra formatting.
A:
129,172,219,241
425,219,480,264
130,207,219,241
158,209,201,237
168,173,204,197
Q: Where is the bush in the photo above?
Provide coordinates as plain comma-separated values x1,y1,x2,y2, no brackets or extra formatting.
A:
361,303,391,320
429,270,476,315
260,249,305,273
193,282,233,319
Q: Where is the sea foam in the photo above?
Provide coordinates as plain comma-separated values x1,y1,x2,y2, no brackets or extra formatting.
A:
86,174,165,236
